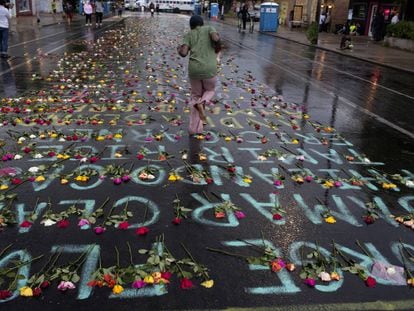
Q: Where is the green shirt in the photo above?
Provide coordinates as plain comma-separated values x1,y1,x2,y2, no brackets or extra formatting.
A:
183,25,217,80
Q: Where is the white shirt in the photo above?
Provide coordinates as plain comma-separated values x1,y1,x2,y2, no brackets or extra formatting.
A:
0,5,11,28
391,15,399,24
83,3,93,14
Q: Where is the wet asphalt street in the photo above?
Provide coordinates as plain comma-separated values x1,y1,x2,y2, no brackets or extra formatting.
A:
0,13,413,310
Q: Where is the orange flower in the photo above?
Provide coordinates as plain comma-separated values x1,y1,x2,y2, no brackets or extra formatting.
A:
215,212,226,219
270,260,283,272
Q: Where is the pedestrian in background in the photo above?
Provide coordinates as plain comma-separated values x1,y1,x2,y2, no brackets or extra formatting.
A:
83,1,93,26
95,0,104,27
117,2,123,17
177,15,221,134
0,0,12,59
51,0,57,14
319,11,326,32
65,1,74,24
237,4,249,31
324,12,331,32
371,10,385,41
149,2,154,17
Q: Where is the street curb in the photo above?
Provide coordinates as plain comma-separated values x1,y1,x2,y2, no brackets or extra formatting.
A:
218,17,414,75
262,31,414,75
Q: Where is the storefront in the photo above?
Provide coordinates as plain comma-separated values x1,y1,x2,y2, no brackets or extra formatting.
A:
349,1,400,35
14,0,34,15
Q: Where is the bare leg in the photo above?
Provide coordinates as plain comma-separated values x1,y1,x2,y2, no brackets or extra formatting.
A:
189,79,204,134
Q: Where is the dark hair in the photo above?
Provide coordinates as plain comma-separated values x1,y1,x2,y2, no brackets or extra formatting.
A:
190,15,204,29
0,0,6,6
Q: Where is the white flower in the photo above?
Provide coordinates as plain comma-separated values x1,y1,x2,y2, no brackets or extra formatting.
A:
80,157,88,163
58,137,66,142
181,154,188,160
386,267,396,275
33,153,43,159
278,156,286,161
41,219,56,227
405,180,414,188
18,137,26,142
14,154,23,160
147,174,155,180
363,157,371,163
318,271,332,282
29,134,37,139
257,155,267,161
28,166,40,173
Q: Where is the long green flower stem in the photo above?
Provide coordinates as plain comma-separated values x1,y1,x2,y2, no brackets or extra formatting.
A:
2,254,44,275
206,247,249,259
0,243,13,257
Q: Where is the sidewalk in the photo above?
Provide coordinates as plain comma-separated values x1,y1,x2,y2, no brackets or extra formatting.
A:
221,16,414,74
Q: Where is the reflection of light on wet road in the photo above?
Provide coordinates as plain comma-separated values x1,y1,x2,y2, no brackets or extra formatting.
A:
365,68,380,111
314,51,327,81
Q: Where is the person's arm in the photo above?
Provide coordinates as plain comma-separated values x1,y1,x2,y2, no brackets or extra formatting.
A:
210,31,220,43
177,44,189,57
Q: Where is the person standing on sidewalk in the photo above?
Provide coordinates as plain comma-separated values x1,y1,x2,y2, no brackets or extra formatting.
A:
371,10,385,41
83,1,93,26
95,0,104,27
177,15,221,134
64,1,74,24
0,0,12,59
237,4,249,31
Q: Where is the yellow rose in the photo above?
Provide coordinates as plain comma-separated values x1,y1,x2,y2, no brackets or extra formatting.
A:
114,152,123,158
224,136,232,142
60,178,69,185
20,286,33,297
291,139,299,144
114,133,123,139
325,216,337,224
49,133,58,138
95,136,105,141
243,177,252,184
168,174,177,182
112,284,124,295
35,176,46,182
330,271,341,281
143,275,154,284
200,280,214,288
0,184,9,190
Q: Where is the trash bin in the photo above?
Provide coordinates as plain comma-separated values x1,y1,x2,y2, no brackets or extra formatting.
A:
210,3,219,20
259,2,279,32
194,3,201,15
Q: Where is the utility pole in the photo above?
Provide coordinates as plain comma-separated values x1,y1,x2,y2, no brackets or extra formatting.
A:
315,0,322,23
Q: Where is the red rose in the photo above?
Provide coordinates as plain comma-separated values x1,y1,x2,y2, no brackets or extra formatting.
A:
161,271,172,280
180,278,194,290
33,287,42,297
40,281,50,288
363,215,375,225
135,227,149,236
57,219,70,228
0,289,12,300
273,213,283,220
118,221,129,230
136,154,144,160
172,217,181,225
11,178,23,185
365,276,376,288
20,220,33,228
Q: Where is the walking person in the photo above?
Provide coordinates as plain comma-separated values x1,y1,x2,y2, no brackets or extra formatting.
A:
83,1,93,26
95,0,104,27
64,1,74,24
177,15,221,134
237,4,249,31
149,2,155,17
117,2,123,17
0,0,12,59
371,10,385,41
